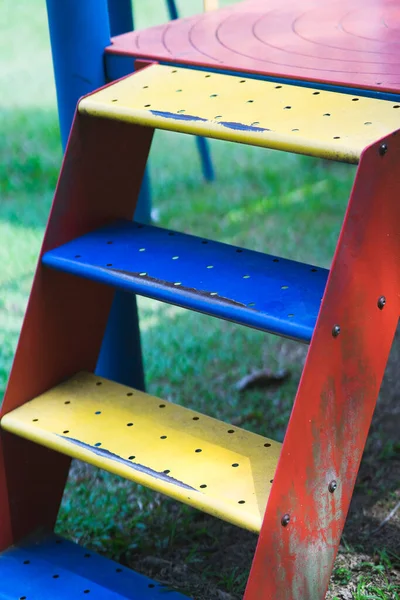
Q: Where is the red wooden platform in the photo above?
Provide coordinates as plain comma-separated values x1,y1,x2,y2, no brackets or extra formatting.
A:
107,0,400,94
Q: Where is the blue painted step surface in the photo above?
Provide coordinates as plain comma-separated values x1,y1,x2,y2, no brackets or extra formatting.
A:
42,220,328,343
0,533,188,599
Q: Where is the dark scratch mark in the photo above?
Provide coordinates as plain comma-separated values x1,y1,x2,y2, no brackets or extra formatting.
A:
107,268,248,308
219,120,269,133
150,110,208,123
59,435,196,491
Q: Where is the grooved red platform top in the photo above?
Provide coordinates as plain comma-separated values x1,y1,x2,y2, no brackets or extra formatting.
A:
107,0,400,94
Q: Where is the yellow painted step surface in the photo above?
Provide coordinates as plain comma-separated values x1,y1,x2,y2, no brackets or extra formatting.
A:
0,372,281,532
79,64,399,163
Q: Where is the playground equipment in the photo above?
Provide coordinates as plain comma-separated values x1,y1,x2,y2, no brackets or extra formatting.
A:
1,0,400,598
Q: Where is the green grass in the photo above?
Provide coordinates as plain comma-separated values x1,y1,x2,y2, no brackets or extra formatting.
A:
2,2,397,599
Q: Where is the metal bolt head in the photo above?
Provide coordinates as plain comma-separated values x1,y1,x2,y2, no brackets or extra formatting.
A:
281,513,290,527
332,325,341,338
328,480,337,493
377,296,386,310
379,143,388,156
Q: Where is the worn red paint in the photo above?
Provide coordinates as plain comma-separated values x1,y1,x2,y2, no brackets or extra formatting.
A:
106,0,400,95
244,132,400,599
0,112,153,552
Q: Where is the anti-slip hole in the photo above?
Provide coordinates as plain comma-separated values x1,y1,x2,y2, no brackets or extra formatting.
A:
164,469,170,474
232,463,239,467
227,429,235,434
159,404,166,408
195,449,202,453
94,442,102,447
129,456,135,460
63,430,69,434
160,435,167,439
200,484,207,488
127,392,133,397
238,500,246,504
127,423,133,427
96,382,102,386
95,411,101,415
193,416,199,420
264,443,271,447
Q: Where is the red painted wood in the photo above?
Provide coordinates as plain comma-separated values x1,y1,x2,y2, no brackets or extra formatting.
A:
0,112,153,552
107,0,400,94
244,132,400,599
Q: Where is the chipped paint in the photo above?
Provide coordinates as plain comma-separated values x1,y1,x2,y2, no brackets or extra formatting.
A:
244,134,400,599
108,267,248,308
218,120,268,133
59,435,196,491
150,110,207,123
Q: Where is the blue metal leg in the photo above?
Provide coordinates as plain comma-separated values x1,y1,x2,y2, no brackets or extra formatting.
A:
46,0,146,390
107,0,134,35
165,0,179,20
196,136,215,181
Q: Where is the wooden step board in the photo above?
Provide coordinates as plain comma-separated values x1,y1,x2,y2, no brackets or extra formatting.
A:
42,220,328,343
0,372,281,533
79,64,399,163
0,533,188,599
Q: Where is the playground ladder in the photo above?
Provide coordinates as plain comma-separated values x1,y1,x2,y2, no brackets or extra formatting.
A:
1,64,399,599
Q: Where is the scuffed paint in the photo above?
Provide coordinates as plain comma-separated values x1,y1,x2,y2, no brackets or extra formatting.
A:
108,267,248,308
59,435,196,491
218,120,269,133
150,110,208,123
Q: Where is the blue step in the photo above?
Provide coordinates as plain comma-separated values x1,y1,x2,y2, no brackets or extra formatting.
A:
42,220,328,343
0,533,188,599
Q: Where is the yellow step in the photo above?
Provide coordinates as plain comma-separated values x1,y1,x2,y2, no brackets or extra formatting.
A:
0,372,281,532
79,64,399,163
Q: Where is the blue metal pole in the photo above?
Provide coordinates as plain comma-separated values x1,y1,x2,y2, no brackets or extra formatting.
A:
108,0,134,35
165,0,179,20
46,0,146,390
